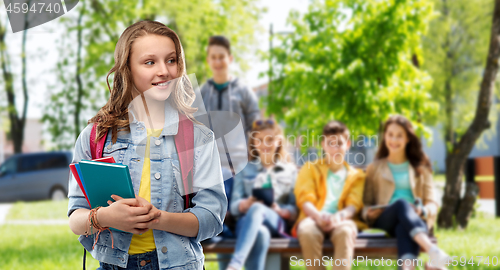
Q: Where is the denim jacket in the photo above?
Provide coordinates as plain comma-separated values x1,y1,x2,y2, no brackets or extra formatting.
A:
67,101,227,269
229,159,298,227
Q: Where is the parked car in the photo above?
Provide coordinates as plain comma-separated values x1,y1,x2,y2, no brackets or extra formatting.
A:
0,151,72,202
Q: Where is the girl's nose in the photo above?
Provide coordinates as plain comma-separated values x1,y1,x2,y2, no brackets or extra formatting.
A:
156,63,169,78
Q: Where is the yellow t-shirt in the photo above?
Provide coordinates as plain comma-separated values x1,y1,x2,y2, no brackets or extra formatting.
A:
128,128,162,255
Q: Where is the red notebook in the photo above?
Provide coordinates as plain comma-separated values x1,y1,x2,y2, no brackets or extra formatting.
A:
69,156,115,207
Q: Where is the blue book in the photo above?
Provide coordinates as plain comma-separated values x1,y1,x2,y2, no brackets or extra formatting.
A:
79,160,135,232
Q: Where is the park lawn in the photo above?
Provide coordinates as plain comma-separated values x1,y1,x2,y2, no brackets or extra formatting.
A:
3,200,500,270
0,224,100,270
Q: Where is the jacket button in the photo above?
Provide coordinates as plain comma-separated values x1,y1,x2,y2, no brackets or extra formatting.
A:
155,172,161,180
140,260,146,266
161,246,168,253
155,140,161,146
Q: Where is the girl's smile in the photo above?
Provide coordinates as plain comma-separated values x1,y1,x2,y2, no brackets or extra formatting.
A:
152,80,171,89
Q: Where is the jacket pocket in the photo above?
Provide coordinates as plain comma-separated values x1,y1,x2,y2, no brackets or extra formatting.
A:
102,142,128,163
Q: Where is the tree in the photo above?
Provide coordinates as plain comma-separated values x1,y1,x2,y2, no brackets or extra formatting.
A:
0,3,31,153
43,0,263,149
267,0,438,151
437,0,500,228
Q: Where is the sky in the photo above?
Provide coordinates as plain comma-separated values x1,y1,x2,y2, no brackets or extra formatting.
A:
0,0,310,119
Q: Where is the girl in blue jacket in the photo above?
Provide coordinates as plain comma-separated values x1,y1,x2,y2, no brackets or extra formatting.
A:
67,20,227,270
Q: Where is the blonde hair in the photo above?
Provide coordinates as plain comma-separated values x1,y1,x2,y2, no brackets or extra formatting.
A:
248,120,291,163
89,20,198,143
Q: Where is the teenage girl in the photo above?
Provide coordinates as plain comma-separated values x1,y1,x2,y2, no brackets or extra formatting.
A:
227,119,297,270
362,115,449,270
67,21,227,270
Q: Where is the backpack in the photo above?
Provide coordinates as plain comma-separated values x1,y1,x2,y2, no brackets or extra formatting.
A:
82,113,195,270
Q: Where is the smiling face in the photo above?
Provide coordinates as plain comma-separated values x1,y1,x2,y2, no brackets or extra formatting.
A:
207,45,232,77
322,134,350,165
129,34,179,100
384,123,409,155
252,129,280,160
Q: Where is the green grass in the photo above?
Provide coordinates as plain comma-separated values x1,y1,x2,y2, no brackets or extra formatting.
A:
0,225,100,270
5,199,69,220
3,201,500,269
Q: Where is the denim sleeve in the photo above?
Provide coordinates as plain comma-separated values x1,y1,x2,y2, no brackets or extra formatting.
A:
67,123,94,217
185,126,227,242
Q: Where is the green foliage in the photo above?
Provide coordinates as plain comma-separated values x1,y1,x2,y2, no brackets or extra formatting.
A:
43,0,263,149
267,0,438,148
422,0,494,152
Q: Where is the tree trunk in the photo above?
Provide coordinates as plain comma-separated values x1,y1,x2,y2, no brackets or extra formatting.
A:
457,182,479,228
19,7,30,153
438,0,500,228
75,3,85,140
0,19,23,153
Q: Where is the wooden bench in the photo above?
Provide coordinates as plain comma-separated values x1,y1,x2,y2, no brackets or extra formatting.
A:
202,232,437,270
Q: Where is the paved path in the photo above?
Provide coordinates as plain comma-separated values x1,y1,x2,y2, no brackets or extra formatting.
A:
0,203,12,225
0,203,68,225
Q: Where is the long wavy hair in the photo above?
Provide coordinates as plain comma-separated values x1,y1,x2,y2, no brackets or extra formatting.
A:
88,20,197,144
248,119,291,163
376,115,433,176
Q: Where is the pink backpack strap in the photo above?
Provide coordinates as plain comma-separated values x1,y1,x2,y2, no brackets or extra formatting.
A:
174,113,194,209
90,124,108,159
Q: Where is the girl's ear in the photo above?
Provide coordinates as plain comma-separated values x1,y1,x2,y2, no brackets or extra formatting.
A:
229,54,234,63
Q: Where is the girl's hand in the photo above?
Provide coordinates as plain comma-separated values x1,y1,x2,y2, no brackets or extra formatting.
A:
322,212,344,232
98,195,160,234
412,205,423,217
272,203,291,220
239,196,256,214
313,212,332,231
126,195,162,220
366,207,384,223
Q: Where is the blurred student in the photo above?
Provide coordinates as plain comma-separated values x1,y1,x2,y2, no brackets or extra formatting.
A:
227,119,297,270
200,35,261,270
200,35,260,173
362,115,449,270
294,121,366,270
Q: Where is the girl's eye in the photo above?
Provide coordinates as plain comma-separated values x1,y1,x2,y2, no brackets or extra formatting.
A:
167,59,176,64
145,61,154,65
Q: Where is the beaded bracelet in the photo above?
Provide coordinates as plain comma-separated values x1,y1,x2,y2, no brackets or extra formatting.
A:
86,206,114,250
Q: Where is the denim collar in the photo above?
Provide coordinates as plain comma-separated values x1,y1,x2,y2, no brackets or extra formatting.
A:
128,99,179,139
